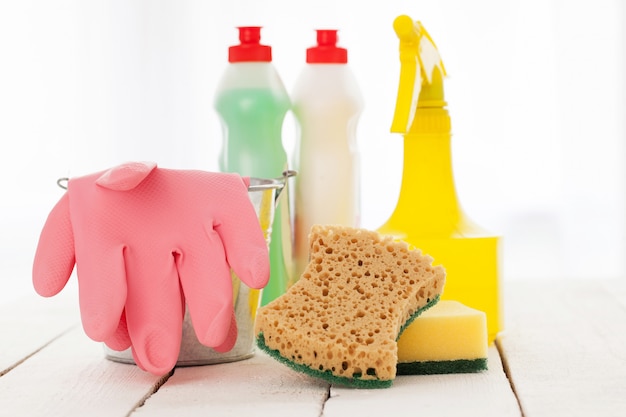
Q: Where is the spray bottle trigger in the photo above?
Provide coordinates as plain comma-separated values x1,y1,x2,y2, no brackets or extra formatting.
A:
390,16,446,134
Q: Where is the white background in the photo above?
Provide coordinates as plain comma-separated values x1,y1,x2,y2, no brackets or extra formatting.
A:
1,0,624,303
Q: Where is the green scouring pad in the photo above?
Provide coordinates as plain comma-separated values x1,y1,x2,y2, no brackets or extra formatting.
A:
256,332,393,389
397,358,488,375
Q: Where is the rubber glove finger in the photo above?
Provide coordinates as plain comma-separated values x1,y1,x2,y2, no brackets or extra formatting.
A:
131,348,148,374
129,274,184,374
74,244,127,343
176,228,234,349
212,310,238,353
125,251,183,376
33,193,75,297
104,309,131,351
213,179,269,290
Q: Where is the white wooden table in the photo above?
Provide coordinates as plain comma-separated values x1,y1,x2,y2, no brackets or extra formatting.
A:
1,279,625,417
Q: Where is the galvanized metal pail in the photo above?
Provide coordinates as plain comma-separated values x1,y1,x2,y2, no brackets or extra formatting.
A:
104,170,295,367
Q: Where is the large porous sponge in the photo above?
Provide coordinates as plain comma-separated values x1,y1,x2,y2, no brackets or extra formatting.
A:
255,225,446,388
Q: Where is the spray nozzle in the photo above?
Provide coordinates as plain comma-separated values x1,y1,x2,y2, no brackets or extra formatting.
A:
390,16,447,134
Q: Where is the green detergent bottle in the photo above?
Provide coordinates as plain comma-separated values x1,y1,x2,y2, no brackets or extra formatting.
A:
215,26,292,305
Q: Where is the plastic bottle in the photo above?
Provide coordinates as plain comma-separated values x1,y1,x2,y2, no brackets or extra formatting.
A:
215,26,292,306
292,29,363,279
377,16,502,343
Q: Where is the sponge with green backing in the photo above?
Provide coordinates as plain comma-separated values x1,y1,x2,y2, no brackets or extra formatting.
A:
396,300,488,375
255,225,446,388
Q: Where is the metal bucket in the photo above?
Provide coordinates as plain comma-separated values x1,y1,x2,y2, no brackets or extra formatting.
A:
104,170,296,367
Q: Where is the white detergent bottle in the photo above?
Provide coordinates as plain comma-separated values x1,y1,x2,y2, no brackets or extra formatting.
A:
292,29,364,278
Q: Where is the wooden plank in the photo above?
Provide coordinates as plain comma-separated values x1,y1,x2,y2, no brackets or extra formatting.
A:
133,349,330,417
497,279,626,417
323,346,521,417
4,278,623,416
0,292,79,375
0,326,168,416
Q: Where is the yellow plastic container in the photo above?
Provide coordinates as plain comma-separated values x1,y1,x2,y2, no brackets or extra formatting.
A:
378,16,502,343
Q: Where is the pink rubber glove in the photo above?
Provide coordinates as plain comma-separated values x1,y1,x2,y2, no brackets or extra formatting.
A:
33,162,269,375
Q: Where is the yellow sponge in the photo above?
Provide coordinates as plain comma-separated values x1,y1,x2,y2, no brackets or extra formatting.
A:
397,300,488,375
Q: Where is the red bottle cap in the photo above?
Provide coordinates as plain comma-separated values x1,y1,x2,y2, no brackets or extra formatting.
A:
228,27,272,63
306,30,347,64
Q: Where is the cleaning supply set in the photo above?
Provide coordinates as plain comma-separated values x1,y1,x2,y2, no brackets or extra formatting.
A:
255,16,495,386
32,16,498,387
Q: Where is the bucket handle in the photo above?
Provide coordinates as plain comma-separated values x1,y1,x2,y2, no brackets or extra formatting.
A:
56,170,297,192
247,170,296,194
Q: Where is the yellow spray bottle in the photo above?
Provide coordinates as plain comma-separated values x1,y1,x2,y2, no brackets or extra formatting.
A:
377,15,502,343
